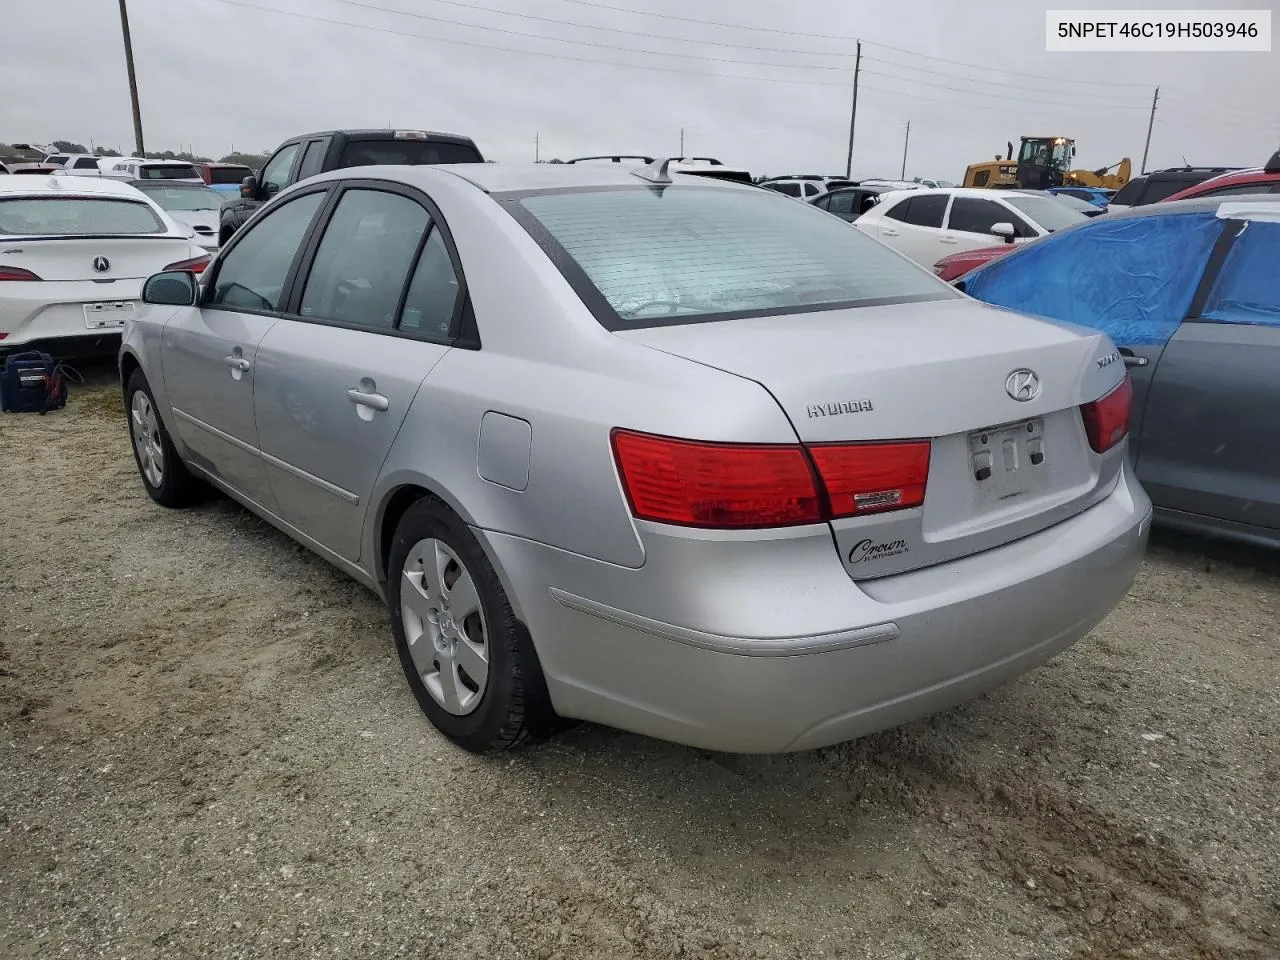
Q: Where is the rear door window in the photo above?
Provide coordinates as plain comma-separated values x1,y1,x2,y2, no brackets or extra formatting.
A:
299,189,429,329
895,194,947,228
766,182,802,198
509,184,953,330
1109,177,1147,205
296,140,329,181
1201,221,1280,326
73,157,99,169
400,228,462,340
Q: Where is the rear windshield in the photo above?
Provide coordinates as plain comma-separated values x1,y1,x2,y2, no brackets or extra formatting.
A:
139,164,200,180
337,140,482,168
0,197,166,236
1110,178,1147,205
508,185,953,329
1142,177,1205,203
1004,195,1088,232
209,165,251,184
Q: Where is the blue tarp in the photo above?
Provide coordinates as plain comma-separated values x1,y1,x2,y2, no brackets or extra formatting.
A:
962,212,1225,346
1202,221,1280,328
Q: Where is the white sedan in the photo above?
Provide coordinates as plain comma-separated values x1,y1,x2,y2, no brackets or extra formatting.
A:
854,187,1088,269
0,176,210,354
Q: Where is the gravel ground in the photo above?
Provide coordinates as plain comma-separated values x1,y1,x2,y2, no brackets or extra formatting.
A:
1,365,1277,960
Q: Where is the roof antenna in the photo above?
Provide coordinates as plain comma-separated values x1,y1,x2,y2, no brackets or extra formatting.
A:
1181,154,1189,167
632,157,673,184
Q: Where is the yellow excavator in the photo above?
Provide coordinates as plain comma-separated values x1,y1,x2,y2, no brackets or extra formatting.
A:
963,136,1132,191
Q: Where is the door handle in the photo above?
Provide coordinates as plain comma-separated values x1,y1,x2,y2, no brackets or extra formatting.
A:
224,355,251,373
939,236,959,244
1118,347,1149,368
881,228,899,236
346,388,389,412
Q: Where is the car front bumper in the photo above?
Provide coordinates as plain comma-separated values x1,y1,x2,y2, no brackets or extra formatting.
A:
476,462,1152,753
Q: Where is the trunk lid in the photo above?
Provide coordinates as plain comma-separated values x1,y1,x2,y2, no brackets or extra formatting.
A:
617,298,1128,578
0,236,198,281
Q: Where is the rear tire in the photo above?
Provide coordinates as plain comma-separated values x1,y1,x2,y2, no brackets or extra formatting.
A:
125,369,205,508
388,497,558,752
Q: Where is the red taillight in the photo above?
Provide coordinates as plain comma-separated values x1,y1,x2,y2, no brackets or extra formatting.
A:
1081,376,1133,453
809,441,931,518
611,429,931,529
611,430,823,528
163,254,212,274
0,265,42,281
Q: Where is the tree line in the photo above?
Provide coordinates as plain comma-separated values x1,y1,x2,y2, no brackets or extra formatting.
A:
0,140,270,168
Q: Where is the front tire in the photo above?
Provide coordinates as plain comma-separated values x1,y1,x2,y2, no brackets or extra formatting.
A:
125,369,204,508
388,497,555,752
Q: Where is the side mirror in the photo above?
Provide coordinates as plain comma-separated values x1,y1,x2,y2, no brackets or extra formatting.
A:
142,270,198,307
240,175,259,199
990,222,1017,244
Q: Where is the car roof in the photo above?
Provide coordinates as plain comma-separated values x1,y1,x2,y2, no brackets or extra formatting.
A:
875,187,1040,202
335,161,761,195
1104,192,1280,220
0,175,150,198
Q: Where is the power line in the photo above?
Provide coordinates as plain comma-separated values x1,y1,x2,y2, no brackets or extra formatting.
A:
859,70,1151,111
317,0,859,71
333,0,856,59
185,0,852,84
547,0,1152,87
859,56,1150,103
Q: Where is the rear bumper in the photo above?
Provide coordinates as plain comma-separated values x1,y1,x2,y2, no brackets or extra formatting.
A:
0,280,142,348
477,463,1152,753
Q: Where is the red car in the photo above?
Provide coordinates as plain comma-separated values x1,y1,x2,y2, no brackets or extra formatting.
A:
1160,150,1280,203
933,243,1017,282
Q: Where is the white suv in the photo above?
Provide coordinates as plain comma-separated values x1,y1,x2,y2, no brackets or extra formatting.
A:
760,175,856,200
853,187,1089,268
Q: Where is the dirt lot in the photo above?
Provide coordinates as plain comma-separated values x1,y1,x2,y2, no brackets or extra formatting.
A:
1,366,1277,960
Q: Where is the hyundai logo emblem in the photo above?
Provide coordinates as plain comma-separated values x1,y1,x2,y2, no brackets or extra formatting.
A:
1005,369,1041,402
92,256,110,273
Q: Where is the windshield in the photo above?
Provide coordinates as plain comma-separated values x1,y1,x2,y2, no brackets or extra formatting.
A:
1005,195,1088,232
0,197,166,235
133,183,223,211
508,185,954,329
1047,192,1098,215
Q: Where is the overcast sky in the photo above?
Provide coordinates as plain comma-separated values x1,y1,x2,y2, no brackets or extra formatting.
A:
2,0,1276,178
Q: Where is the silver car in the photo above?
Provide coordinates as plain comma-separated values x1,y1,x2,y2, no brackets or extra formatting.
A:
119,160,1152,754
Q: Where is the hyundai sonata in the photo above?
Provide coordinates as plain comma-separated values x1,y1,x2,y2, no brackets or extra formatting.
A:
120,160,1151,753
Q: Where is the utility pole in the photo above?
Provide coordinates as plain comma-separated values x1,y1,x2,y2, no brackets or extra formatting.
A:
1140,85,1159,175
900,120,911,180
844,41,861,179
679,127,684,157
535,131,540,162
116,0,145,157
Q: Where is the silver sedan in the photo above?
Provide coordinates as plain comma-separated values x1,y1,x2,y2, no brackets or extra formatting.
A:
119,160,1152,753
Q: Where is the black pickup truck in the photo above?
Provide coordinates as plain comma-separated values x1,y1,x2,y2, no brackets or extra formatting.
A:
218,129,484,244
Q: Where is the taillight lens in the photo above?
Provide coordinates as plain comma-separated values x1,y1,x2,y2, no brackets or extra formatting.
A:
0,265,42,281
163,254,212,274
611,430,823,528
809,441,931,517
1081,376,1133,453
612,429,931,529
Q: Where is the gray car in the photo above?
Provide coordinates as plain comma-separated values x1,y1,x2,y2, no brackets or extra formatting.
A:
119,160,1151,754
957,194,1280,550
